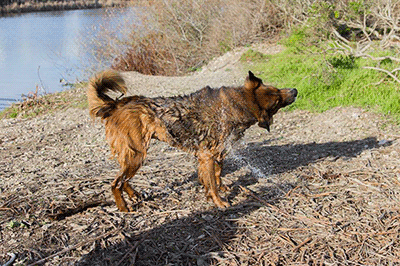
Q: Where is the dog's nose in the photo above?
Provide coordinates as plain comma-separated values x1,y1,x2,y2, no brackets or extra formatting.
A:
291,88,298,97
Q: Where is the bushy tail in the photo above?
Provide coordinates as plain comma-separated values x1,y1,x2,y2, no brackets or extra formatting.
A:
87,70,127,119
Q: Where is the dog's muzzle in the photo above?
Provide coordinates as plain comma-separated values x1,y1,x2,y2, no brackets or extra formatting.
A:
285,88,298,104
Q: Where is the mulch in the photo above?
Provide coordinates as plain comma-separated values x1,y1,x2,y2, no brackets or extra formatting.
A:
1,94,400,265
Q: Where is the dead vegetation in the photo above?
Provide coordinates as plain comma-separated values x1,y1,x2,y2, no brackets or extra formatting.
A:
328,0,400,84
1,1,400,261
1,85,399,265
83,0,400,82
88,0,288,76
284,0,400,85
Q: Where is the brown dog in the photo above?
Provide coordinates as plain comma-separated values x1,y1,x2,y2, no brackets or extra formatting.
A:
87,71,297,211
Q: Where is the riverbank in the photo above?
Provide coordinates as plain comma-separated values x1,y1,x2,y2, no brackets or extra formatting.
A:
0,0,126,15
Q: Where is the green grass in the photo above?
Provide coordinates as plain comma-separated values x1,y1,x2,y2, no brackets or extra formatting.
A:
240,49,270,62
242,44,400,122
0,83,87,119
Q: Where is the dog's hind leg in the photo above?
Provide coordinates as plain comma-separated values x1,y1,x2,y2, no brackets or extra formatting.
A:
214,161,229,192
198,152,230,208
112,138,148,212
111,172,130,212
123,180,142,202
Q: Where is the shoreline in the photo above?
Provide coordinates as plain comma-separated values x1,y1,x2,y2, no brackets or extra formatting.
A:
0,0,126,16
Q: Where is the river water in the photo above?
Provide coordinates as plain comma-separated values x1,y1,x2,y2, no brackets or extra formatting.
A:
0,7,134,108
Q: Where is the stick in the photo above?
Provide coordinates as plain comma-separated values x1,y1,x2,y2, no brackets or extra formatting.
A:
239,185,281,212
48,200,113,221
363,66,400,84
3,253,16,266
27,229,119,266
292,237,312,252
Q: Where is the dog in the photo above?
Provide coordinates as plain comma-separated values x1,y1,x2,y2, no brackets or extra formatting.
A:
87,70,297,211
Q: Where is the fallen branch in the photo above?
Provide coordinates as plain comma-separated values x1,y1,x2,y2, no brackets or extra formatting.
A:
358,53,400,63
47,200,114,221
27,229,120,266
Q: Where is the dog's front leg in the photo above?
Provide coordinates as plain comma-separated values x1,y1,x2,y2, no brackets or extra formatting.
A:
214,161,229,192
111,173,130,212
198,152,230,208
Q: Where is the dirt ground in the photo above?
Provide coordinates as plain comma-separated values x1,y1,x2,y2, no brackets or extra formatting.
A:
1,44,400,265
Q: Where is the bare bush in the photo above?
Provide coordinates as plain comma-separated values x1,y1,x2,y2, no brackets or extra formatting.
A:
105,0,291,75
328,0,400,84
112,32,175,75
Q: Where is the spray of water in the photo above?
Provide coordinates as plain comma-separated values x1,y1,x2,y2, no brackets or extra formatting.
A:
223,133,272,179
230,153,268,179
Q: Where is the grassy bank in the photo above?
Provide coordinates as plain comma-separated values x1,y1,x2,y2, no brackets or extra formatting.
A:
0,84,87,119
242,43,400,121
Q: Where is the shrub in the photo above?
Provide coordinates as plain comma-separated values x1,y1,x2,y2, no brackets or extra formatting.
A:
85,0,291,76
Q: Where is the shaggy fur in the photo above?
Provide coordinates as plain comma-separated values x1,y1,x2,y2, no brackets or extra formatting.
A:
87,70,297,211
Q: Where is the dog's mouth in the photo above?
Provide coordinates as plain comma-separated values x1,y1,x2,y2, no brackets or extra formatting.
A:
258,120,271,132
258,115,273,132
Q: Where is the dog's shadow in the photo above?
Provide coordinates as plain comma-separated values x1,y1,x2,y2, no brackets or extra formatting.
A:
224,136,379,177
75,137,383,266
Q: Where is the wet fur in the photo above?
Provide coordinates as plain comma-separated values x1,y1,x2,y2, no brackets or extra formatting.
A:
87,70,297,211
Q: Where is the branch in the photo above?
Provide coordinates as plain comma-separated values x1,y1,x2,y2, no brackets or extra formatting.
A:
363,66,400,84
27,229,120,266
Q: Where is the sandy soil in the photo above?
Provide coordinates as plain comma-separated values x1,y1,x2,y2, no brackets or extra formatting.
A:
1,44,400,265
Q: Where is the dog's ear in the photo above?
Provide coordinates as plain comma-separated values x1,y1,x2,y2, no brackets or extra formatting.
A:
244,71,262,90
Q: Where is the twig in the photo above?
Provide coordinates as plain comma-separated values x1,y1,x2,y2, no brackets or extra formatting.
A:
27,229,119,266
3,253,16,266
0,207,14,211
48,200,114,220
239,185,279,211
348,177,381,191
292,237,312,252
358,54,400,63
203,229,224,249
277,234,297,248
37,66,47,95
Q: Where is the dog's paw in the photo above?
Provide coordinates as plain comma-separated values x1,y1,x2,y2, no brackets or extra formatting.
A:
219,184,230,192
117,205,130,212
212,197,230,208
217,200,230,208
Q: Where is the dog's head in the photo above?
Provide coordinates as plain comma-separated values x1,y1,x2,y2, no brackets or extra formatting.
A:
245,71,297,132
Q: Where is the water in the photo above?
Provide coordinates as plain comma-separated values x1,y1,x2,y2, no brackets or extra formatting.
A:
229,152,269,179
0,7,135,109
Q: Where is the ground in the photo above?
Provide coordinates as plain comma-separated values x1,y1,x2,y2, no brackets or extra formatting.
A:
1,44,400,265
